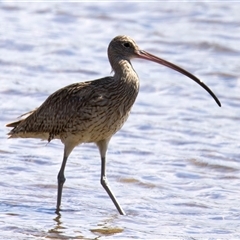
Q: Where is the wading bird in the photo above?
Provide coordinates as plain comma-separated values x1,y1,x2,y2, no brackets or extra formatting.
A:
6,35,221,215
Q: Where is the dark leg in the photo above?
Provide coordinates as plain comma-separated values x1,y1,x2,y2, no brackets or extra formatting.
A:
55,143,75,214
101,156,126,215
56,155,68,214
97,139,126,215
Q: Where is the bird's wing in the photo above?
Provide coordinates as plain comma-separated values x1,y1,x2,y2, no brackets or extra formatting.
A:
7,77,113,138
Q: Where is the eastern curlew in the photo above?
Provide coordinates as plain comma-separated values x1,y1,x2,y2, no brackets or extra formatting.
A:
6,35,221,215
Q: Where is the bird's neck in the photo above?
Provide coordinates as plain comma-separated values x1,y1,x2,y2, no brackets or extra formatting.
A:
111,58,138,83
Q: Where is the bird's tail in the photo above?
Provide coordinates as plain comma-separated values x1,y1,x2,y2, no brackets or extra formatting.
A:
6,109,37,127
6,119,24,128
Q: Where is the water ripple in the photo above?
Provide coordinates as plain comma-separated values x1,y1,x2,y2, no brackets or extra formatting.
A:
1,2,240,239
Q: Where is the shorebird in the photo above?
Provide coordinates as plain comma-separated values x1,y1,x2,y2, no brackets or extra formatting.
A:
6,35,221,215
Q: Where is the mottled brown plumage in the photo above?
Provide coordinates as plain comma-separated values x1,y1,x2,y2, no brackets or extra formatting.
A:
6,35,221,215
7,77,138,143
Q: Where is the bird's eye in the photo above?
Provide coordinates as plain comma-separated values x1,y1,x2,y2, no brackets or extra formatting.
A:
123,42,131,48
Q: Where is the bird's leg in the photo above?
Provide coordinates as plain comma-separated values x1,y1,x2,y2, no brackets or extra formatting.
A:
97,139,126,215
56,155,68,214
101,156,126,215
56,142,75,214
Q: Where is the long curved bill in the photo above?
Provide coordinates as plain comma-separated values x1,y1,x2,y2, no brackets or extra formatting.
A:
136,50,221,107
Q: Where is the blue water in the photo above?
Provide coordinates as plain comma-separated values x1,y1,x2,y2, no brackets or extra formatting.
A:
1,2,240,239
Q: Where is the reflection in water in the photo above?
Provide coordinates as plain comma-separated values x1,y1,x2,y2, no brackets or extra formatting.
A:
52,214,63,232
90,226,123,236
48,214,86,239
47,213,124,239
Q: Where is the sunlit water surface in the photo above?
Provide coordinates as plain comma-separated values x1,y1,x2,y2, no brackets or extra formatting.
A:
1,2,240,239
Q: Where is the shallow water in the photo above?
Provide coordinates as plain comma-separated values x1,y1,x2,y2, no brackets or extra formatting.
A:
1,2,240,239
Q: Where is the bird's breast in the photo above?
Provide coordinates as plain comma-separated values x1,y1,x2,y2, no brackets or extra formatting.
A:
67,79,139,143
